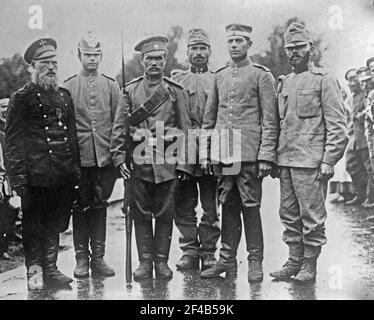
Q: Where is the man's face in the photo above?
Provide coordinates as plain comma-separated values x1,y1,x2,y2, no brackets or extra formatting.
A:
368,61,374,75
141,51,166,77
346,70,360,93
33,56,59,91
187,44,210,68
285,43,313,68
227,36,250,61
79,52,102,72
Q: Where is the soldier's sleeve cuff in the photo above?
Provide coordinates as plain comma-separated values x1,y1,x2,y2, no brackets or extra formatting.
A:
10,174,28,188
257,152,277,164
321,156,336,166
176,164,194,176
112,154,127,168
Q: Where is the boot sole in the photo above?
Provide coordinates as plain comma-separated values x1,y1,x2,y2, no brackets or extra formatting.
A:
74,272,89,278
155,273,173,279
269,273,297,280
293,276,316,283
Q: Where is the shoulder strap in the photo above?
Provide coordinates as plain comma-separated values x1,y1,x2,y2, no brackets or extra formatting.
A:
126,84,169,127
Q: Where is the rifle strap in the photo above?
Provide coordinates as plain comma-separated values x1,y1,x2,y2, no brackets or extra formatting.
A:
125,84,169,127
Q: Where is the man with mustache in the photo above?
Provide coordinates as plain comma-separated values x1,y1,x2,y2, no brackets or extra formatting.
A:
200,24,278,282
171,28,220,271
63,31,119,278
269,23,348,282
111,36,193,280
5,38,80,289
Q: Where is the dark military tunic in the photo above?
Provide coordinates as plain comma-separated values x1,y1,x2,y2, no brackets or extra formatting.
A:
5,82,80,188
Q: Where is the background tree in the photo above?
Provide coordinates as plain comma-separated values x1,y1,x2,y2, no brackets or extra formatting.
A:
116,25,186,85
0,53,30,98
251,17,327,80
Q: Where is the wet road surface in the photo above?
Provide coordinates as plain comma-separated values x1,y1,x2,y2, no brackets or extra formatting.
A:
0,178,373,300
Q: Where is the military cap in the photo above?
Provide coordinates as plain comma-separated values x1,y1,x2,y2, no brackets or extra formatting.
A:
134,36,168,55
367,57,374,68
24,38,57,64
284,22,314,48
225,24,252,38
344,68,357,81
187,28,210,47
357,66,372,82
78,31,102,54
0,98,9,123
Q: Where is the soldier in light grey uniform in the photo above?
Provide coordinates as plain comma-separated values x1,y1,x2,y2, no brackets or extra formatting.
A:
63,31,119,278
171,28,220,271
200,24,279,282
270,23,348,282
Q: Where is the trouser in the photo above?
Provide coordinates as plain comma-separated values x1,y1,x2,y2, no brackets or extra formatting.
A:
21,185,75,269
175,175,220,258
346,147,374,202
279,167,327,258
0,197,18,254
130,178,178,263
72,165,117,261
216,162,264,263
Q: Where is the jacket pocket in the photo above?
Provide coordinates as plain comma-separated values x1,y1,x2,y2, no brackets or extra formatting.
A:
278,91,288,119
296,89,321,118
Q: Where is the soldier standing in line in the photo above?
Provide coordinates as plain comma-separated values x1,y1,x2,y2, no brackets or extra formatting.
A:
200,24,279,282
111,36,193,281
62,31,118,278
269,23,348,282
5,38,80,289
171,28,220,271
344,68,374,208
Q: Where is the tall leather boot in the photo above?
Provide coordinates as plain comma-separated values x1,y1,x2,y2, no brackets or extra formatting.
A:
22,218,44,290
243,207,264,282
89,207,115,277
133,218,154,281
201,204,241,278
346,173,367,205
153,219,173,279
42,232,73,287
72,208,90,278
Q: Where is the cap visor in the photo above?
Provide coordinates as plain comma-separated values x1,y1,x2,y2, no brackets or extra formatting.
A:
284,41,310,48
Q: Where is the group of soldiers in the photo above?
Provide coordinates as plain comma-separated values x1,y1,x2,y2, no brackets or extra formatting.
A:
0,21,349,291
343,59,374,209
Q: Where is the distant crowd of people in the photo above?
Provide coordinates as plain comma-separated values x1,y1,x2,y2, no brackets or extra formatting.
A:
329,58,374,217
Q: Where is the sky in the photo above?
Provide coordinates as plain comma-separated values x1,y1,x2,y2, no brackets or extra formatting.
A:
0,0,373,86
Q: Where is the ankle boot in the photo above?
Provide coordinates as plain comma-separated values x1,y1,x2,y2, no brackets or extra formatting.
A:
243,207,264,282
153,219,173,279
73,210,89,278
134,219,154,280
270,245,303,280
43,232,73,286
200,259,237,278
294,257,318,282
89,208,115,277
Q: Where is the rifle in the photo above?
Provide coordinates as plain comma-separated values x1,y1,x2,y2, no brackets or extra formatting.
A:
120,30,133,286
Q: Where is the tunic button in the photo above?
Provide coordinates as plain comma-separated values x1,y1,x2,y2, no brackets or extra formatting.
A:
64,126,67,130
37,93,41,96
39,104,42,107
230,99,233,102
60,93,63,96
43,115,47,118
64,137,67,141
90,99,95,104
92,114,95,117
65,103,67,106
49,150,52,154
47,138,51,142
93,128,97,132
93,120,96,124
45,126,49,130
231,91,234,94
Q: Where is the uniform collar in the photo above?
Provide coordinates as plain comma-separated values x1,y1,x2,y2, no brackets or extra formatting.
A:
143,74,163,87
229,58,250,68
80,69,99,78
190,65,209,74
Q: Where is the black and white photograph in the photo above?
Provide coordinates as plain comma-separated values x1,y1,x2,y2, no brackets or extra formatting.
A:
0,0,373,304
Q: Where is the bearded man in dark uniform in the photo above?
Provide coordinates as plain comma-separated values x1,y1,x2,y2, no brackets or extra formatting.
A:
5,38,80,289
